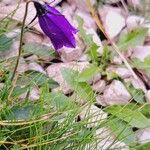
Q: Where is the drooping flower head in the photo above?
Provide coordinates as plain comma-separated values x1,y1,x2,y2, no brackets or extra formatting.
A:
33,1,78,50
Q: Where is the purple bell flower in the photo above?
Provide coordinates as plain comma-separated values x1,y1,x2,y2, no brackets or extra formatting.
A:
33,1,78,50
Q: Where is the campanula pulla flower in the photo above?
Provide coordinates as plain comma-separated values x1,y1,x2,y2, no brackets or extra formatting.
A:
33,1,78,50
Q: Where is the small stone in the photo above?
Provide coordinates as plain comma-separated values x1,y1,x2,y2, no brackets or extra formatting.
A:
86,127,129,150
46,62,89,94
126,15,144,30
96,95,107,106
20,87,40,101
89,73,101,84
70,93,87,105
0,40,19,60
29,88,40,101
131,46,150,61
6,28,21,38
24,32,44,44
79,54,90,62
75,9,97,29
25,55,38,63
67,0,96,13
0,83,4,90
17,58,28,73
125,77,147,93
107,67,132,79
60,36,85,62
112,56,122,65
99,6,126,39
28,62,46,75
0,3,41,32
136,128,150,144
145,90,150,103
80,105,107,128
101,80,131,105
127,0,141,9
92,80,106,93
61,2,75,21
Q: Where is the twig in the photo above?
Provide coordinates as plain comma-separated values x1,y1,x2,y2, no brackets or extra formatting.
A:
11,1,32,82
86,0,138,79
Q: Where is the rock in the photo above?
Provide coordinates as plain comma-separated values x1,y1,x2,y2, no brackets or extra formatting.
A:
126,15,144,30
136,128,150,144
75,9,97,29
24,32,44,44
145,90,150,103
96,95,107,106
131,46,150,61
98,6,126,39
6,28,21,38
49,0,63,6
107,67,132,79
80,105,107,128
28,62,46,74
1,57,27,73
92,80,106,93
112,56,122,65
89,73,101,84
127,0,141,9
86,127,129,150
101,80,131,105
70,93,86,105
46,62,89,94
17,57,28,73
79,54,90,62
25,55,38,63
67,0,96,13
20,87,40,101
107,66,147,92
0,83,4,90
1,0,20,6
105,0,121,3
0,29,20,60
125,77,147,93
0,3,41,32
0,41,19,60
60,36,85,62
29,88,40,101
61,2,75,21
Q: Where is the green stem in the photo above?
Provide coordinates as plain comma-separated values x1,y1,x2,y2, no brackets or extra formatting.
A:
11,1,32,81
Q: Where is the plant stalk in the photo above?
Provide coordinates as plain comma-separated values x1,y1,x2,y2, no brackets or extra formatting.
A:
11,1,31,81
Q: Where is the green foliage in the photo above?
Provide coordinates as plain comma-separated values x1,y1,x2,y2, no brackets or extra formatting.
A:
140,104,150,118
105,105,150,128
61,68,96,103
0,2,149,150
126,83,145,104
76,16,93,45
118,27,148,50
6,105,35,120
18,70,59,89
48,92,79,111
136,142,150,150
77,16,99,63
0,34,13,52
23,42,56,58
78,64,100,82
132,56,150,75
107,118,136,146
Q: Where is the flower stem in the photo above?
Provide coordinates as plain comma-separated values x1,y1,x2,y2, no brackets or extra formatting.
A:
11,1,31,81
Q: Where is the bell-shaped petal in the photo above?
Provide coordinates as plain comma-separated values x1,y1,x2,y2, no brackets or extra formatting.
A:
33,2,78,50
